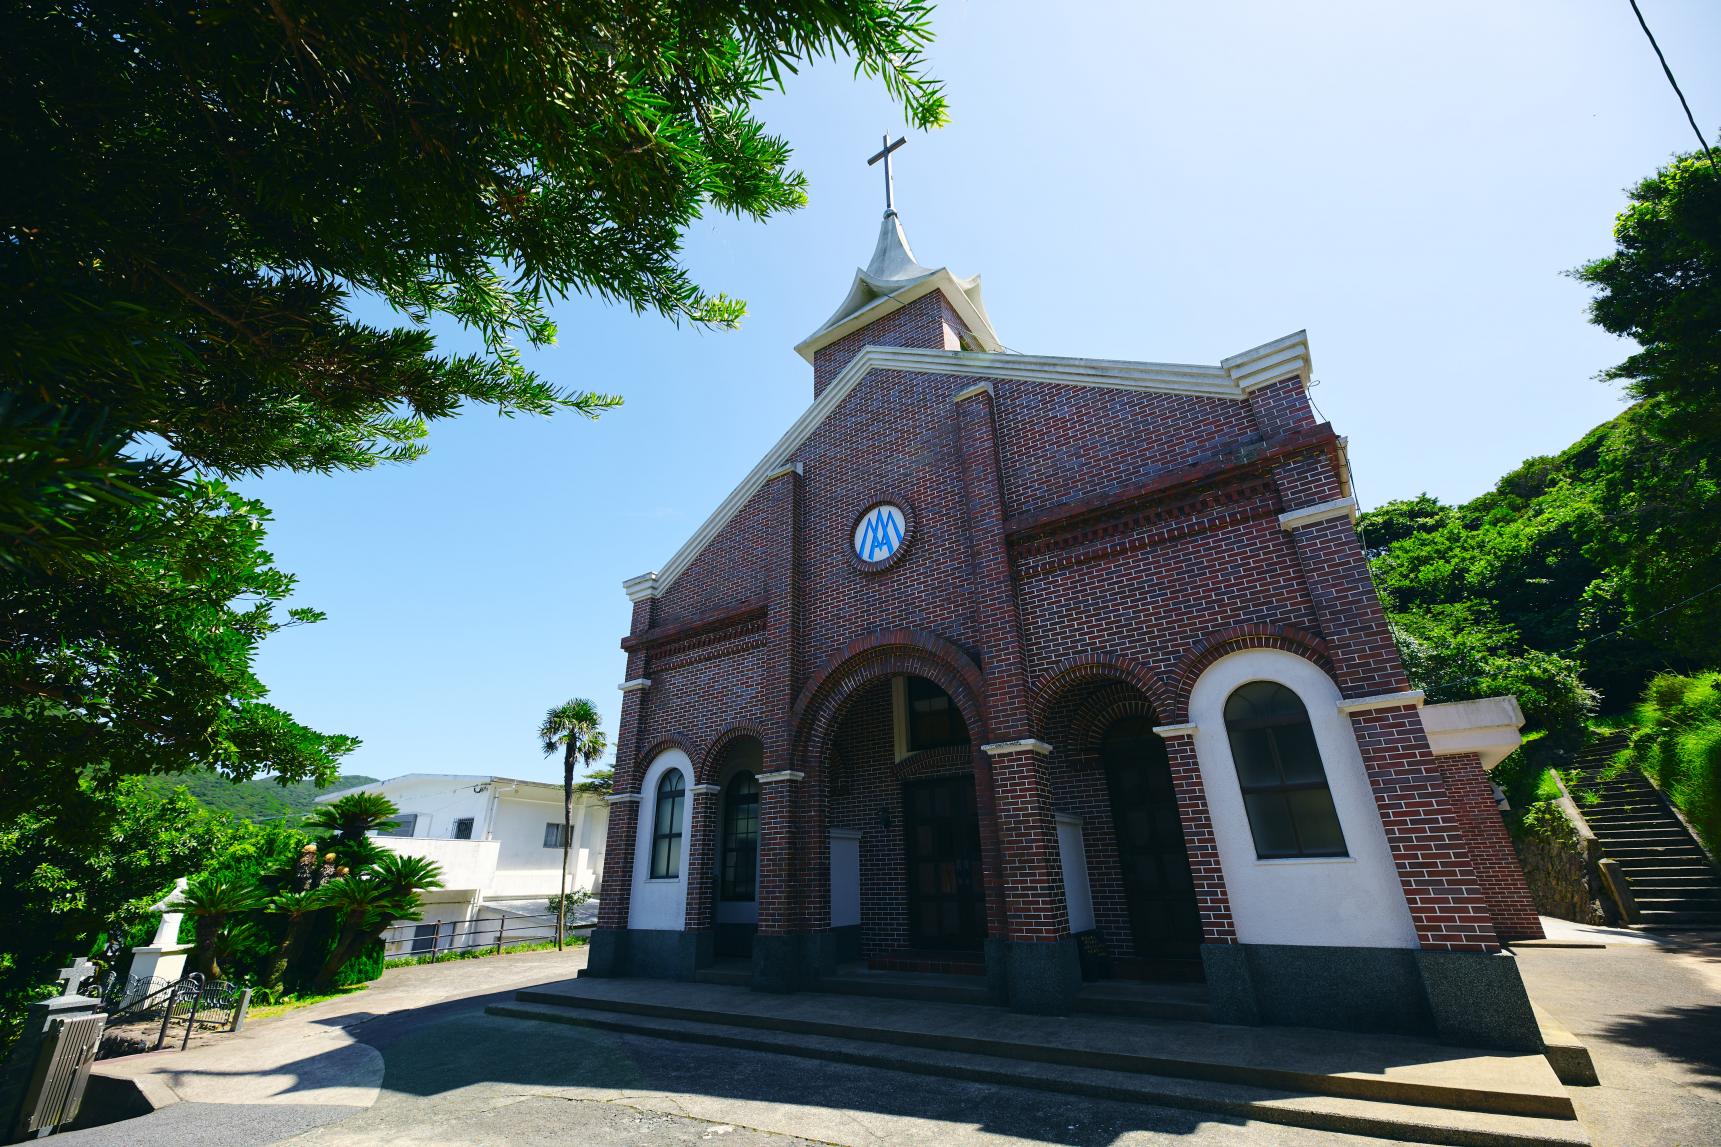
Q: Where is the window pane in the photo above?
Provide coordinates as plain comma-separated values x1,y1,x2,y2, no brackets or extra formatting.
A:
1288,788,1347,855
543,822,560,848
1272,721,1325,784
1228,727,1280,787
651,836,670,878
1243,792,1300,857
663,833,681,879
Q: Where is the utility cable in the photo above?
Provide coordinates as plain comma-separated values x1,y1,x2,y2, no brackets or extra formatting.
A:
1627,0,1718,167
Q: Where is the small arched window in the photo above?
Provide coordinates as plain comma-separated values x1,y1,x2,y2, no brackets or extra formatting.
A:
650,770,686,879
719,772,760,901
1224,682,1347,859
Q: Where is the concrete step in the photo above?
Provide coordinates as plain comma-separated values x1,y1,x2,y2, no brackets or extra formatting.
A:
1628,875,1721,889
1636,896,1721,910
1639,910,1721,928
501,979,1576,1123
487,1000,1586,1147
1603,845,1706,859
1074,979,1211,1023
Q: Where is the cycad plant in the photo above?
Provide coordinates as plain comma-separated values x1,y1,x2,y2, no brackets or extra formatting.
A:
540,699,607,950
260,890,320,993
309,853,443,992
171,875,263,979
305,791,399,868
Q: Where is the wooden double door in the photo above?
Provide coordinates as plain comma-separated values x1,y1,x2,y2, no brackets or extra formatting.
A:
902,774,987,950
1102,719,1204,964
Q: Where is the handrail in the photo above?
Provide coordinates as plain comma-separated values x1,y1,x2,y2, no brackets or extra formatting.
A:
378,910,591,961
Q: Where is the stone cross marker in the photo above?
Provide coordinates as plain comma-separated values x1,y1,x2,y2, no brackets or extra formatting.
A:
56,957,95,998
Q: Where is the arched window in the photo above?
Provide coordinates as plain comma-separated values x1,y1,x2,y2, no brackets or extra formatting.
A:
650,770,686,879
1223,681,1347,859
719,772,760,901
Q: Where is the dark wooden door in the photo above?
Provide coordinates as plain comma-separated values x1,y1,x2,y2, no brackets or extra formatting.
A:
902,774,986,950
1103,721,1203,962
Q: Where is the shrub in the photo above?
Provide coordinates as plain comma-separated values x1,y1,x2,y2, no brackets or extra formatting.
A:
1627,671,1721,855
333,940,385,988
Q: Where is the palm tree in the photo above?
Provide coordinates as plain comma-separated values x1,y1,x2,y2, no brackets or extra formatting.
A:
171,875,263,979
539,698,608,950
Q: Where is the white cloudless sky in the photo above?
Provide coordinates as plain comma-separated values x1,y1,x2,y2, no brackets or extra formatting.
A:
238,0,1720,786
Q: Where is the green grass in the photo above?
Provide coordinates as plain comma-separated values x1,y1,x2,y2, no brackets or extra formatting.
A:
245,984,365,1021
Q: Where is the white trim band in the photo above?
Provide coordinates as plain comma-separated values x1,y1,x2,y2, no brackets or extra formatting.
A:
604,793,642,805
764,461,803,480
757,770,807,784
1336,690,1426,715
618,678,652,693
1151,722,1199,738
1279,497,1359,531
690,783,722,796
980,739,1054,756
952,380,994,403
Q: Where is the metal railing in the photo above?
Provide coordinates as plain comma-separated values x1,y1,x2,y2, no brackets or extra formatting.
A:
379,911,586,962
93,973,251,1056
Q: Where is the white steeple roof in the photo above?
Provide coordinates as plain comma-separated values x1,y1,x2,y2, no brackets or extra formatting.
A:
793,210,1000,363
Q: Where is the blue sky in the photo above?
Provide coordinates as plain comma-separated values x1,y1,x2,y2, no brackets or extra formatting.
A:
239,0,1721,786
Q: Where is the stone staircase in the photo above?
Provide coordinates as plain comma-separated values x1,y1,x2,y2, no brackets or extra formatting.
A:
1562,732,1721,930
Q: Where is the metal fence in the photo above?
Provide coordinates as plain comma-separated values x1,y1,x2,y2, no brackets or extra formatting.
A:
93,973,250,1056
379,911,585,961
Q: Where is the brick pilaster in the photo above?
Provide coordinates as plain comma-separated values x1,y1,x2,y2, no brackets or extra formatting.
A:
596,795,640,930
1348,705,1500,952
682,785,722,933
755,771,803,936
1156,727,1237,943
1435,752,1544,942
1281,511,1408,698
983,741,1070,942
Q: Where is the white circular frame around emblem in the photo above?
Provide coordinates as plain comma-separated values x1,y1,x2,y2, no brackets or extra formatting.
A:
852,503,907,564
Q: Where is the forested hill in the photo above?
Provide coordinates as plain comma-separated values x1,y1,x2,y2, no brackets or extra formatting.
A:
136,771,379,821
1360,399,1710,755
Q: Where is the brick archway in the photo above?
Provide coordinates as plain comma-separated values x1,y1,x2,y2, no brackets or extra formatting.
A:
635,733,699,781
789,627,1003,944
698,722,769,785
1029,651,1175,735
791,628,990,769
1166,623,1332,722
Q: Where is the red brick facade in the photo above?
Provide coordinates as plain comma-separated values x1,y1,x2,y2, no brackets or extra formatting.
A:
597,277,1541,987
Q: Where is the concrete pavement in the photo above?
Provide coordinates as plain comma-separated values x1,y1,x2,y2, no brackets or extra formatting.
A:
57,924,1721,1146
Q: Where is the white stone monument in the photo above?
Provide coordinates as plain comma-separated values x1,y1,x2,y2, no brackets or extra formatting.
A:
124,877,193,1004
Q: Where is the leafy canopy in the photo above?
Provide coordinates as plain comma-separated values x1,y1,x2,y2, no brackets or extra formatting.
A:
2,0,948,562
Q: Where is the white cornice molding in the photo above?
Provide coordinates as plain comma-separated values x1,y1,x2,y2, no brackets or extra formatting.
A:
1279,496,1359,531
604,792,642,805
1152,722,1199,738
764,461,803,480
980,738,1054,757
1336,690,1426,715
1222,330,1312,393
690,783,722,796
757,769,807,784
952,380,994,403
618,679,651,693
622,572,659,602
638,333,1311,596
793,267,1000,363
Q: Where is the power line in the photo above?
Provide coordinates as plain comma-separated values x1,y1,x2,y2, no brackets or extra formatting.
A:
1627,0,1718,167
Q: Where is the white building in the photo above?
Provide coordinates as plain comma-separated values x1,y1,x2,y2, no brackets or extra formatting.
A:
315,774,608,954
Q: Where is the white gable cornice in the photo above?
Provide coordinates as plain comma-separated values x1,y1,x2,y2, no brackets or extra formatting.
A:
625,333,1313,596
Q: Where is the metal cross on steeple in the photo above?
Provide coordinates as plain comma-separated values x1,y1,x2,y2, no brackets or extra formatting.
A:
867,133,908,212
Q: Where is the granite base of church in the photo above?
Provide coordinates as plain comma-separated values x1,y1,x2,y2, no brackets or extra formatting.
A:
584,927,711,981
1200,942,1542,1052
1000,937,1083,1015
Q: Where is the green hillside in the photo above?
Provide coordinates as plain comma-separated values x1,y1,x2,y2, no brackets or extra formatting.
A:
136,771,379,822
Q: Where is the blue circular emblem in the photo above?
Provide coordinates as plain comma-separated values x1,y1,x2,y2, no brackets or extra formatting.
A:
853,504,907,563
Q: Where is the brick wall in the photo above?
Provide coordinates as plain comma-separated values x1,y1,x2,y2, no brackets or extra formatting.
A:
1436,751,1545,941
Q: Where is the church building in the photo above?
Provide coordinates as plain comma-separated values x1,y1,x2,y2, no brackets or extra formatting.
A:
589,195,1547,1052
